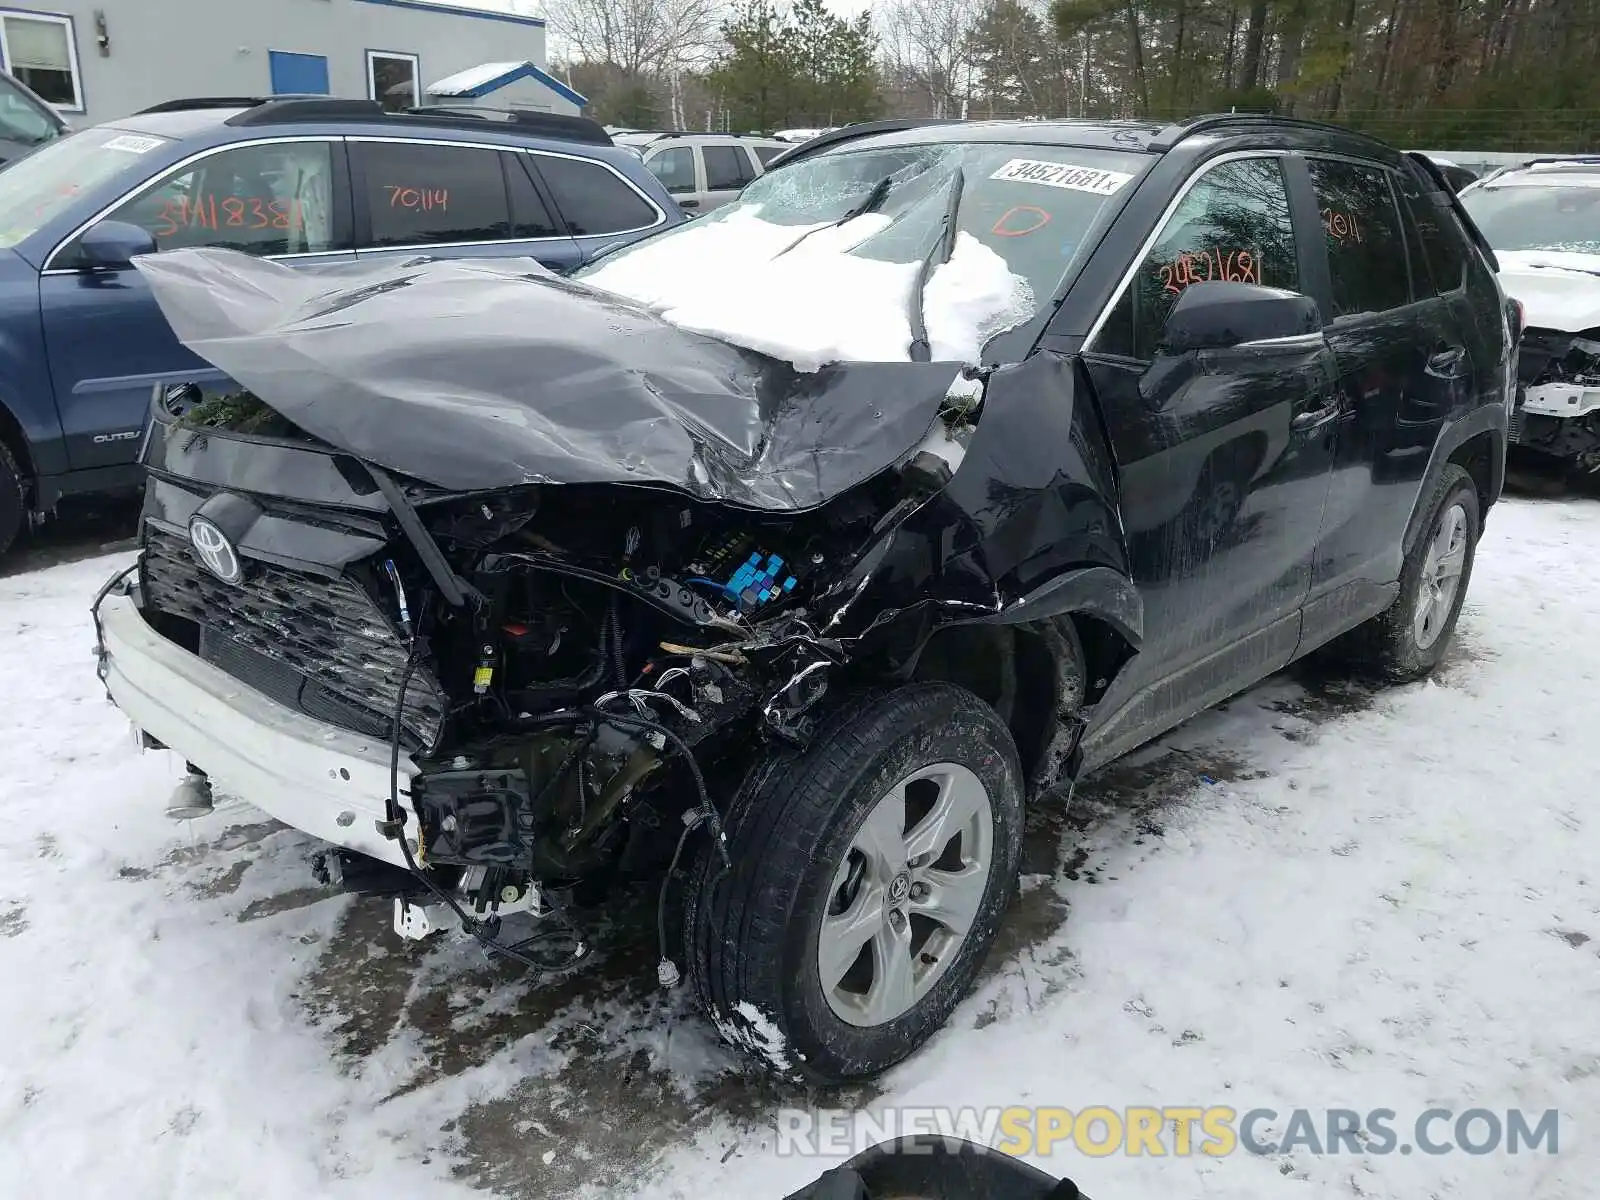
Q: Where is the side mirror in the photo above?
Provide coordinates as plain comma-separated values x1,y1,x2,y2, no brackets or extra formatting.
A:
78,220,158,270
1159,281,1321,354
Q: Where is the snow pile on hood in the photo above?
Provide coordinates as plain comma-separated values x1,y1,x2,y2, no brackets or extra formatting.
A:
1495,249,1600,332
584,206,1034,372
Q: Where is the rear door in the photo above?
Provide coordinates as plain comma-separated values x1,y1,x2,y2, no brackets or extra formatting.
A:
349,138,581,271
1079,152,1341,754
699,142,756,212
38,136,355,471
1297,154,1474,647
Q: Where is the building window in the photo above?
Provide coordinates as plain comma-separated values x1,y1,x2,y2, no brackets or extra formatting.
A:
367,51,419,113
0,10,83,112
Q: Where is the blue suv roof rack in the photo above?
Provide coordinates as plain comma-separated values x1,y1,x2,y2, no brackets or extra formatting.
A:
136,96,613,146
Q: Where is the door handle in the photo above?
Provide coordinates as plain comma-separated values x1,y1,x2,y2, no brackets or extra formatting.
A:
1291,400,1339,432
678,197,700,209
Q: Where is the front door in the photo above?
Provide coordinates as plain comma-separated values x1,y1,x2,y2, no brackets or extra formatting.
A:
38,137,356,470
1296,155,1475,648
1079,153,1342,762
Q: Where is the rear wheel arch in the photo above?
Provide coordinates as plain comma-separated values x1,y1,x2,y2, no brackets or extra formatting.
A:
1447,429,1501,526
1403,404,1506,553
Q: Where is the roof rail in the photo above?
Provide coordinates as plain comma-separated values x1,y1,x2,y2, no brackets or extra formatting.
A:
1516,155,1600,169
401,105,612,144
1148,111,1393,152
225,98,387,126
763,118,963,170
212,97,613,144
136,96,323,115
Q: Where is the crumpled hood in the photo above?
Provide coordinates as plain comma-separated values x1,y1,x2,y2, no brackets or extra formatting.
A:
1496,249,1600,332
135,248,963,511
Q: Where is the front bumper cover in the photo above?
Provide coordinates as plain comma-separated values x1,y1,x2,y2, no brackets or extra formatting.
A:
95,573,419,868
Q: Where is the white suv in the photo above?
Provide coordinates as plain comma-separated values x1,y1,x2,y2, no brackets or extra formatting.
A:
621,132,791,215
1459,157,1600,471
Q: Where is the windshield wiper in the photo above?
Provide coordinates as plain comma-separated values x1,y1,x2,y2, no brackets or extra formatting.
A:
774,175,897,259
836,175,893,225
908,167,964,363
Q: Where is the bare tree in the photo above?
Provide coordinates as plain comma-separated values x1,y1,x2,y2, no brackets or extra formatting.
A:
877,0,981,117
544,0,725,80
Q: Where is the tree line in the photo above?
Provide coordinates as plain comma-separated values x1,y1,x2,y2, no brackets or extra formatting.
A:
547,0,1600,150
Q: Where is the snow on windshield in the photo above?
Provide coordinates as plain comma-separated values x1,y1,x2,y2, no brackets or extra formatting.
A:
583,201,1035,373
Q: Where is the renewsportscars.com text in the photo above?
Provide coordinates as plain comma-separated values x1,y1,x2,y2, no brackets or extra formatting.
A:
774,1106,1561,1159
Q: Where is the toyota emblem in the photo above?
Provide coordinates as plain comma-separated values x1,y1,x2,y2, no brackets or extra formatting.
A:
188,515,242,583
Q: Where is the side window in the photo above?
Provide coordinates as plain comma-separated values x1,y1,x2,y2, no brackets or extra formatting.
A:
504,154,561,239
645,145,696,194
703,145,753,191
535,155,658,236
358,141,510,248
1399,169,1468,295
754,144,786,168
1096,157,1299,362
81,140,342,259
1305,158,1410,318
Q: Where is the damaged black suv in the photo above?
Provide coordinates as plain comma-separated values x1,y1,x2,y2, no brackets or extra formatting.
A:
93,114,1513,1085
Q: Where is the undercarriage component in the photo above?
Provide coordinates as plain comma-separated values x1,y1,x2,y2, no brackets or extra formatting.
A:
164,767,214,820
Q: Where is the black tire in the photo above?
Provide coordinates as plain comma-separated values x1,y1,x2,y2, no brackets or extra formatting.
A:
684,683,1024,1085
0,441,24,559
1339,463,1480,681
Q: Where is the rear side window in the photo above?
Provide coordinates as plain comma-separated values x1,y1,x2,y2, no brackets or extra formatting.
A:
646,145,696,194
703,145,754,191
1400,171,1468,294
358,141,510,247
1096,156,1299,362
754,144,786,167
504,154,561,239
535,155,658,236
1305,159,1410,318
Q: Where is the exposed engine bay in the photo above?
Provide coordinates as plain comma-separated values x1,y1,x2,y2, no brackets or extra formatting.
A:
1512,327,1600,470
109,244,1134,995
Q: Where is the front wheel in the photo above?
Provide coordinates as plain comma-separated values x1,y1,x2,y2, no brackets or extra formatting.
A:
684,683,1024,1085
1339,463,1480,680
0,441,24,559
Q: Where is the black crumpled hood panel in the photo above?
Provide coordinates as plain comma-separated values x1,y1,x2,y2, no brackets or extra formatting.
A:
136,249,962,511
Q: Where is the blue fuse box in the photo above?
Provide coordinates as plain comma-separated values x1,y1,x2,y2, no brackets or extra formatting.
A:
723,551,797,613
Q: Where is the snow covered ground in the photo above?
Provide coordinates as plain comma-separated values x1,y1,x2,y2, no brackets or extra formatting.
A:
1,495,1597,1200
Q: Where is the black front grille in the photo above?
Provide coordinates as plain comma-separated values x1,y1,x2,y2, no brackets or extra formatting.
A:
141,526,445,748
1509,398,1525,444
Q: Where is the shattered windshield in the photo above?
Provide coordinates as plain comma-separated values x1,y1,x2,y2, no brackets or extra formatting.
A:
576,141,1148,369
1459,176,1600,254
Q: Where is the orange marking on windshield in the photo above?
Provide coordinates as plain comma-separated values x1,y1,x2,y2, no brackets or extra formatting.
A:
991,205,1051,237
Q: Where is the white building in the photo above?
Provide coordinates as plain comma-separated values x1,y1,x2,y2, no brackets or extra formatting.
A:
0,0,586,128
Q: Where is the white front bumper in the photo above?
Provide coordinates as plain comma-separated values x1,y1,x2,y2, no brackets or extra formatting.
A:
1523,381,1600,419
98,583,419,868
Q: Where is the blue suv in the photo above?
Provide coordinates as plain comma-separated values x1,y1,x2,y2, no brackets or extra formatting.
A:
0,96,683,554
